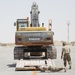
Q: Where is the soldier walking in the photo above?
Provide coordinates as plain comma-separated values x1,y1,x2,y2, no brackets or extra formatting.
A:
61,42,71,72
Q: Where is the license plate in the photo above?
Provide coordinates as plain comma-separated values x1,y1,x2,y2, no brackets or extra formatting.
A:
28,38,40,40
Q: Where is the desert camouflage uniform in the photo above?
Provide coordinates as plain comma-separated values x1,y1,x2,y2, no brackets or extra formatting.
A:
61,45,71,70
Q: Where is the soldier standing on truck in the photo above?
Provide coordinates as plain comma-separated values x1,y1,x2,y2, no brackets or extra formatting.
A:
61,42,71,72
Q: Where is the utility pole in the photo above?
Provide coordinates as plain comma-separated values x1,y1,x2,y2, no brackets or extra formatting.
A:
67,20,70,43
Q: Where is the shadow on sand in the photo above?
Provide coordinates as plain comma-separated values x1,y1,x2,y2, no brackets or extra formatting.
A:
7,63,16,67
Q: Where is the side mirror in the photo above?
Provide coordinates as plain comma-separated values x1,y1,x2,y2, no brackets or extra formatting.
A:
53,32,54,35
14,22,16,26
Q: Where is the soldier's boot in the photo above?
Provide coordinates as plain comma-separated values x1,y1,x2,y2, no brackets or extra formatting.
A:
64,67,67,72
69,61,72,69
69,66,71,69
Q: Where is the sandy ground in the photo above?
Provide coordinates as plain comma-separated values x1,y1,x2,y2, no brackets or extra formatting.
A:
0,46,75,75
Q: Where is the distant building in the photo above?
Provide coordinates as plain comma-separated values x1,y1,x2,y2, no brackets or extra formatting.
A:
71,42,75,46
54,40,62,46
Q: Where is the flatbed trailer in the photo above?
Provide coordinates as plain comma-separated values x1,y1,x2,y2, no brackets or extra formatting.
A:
16,59,55,71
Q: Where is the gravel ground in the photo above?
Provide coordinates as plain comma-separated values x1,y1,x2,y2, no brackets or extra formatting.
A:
0,46,75,75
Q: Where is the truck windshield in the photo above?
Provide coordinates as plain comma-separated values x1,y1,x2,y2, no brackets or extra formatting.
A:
18,22,27,27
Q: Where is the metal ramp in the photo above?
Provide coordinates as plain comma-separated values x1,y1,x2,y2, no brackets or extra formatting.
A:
16,59,56,71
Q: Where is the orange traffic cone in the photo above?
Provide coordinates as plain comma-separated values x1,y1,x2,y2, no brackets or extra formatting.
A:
33,69,36,75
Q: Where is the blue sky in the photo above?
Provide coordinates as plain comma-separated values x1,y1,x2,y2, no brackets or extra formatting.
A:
0,0,75,43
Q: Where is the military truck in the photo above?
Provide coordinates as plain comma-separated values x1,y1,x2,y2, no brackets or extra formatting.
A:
14,2,57,70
